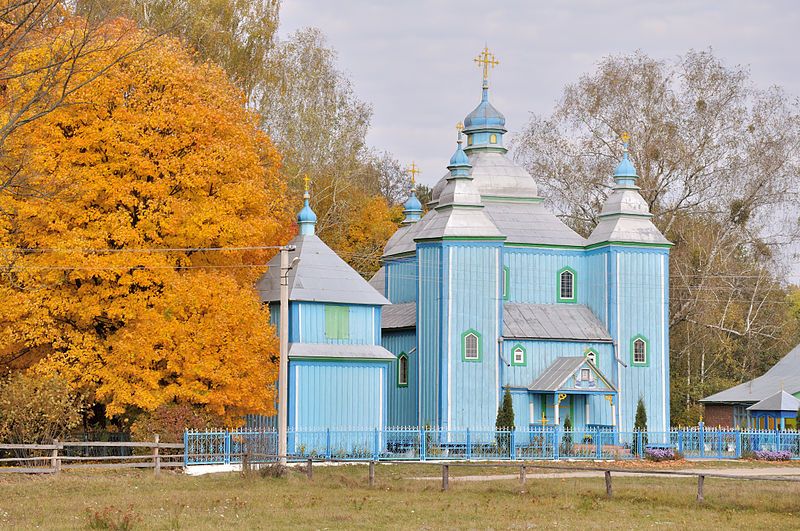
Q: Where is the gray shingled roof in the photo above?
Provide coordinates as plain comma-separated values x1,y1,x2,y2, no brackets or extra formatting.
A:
382,302,416,329
256,234,389,306
528,356,616,392
702,343,800,404
484,201,586,247
289,343,395,360
747,390,800,412
503,303,612,341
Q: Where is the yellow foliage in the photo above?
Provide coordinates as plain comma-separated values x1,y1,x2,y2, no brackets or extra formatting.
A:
0,19,293,424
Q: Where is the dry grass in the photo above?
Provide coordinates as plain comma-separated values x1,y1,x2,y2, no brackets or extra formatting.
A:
1,462,799,529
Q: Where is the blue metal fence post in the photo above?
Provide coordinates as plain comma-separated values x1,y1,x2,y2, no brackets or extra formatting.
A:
224,430,231,465
595,429,601,459
637,431,643,459
326,428,331,460
699,422,705,458
511,430,516,460
374,428,379,460
420,427,426,461
777,429,782,453
554,426,560,461
183,430,189,466
736,429,742,458
466,428,471,460
678,429,684,454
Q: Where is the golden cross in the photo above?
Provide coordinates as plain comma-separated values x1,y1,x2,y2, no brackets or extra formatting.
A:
408,162,420,185
621,131,631,144
474,46,499,83
303,175,310,192
456,121,464,134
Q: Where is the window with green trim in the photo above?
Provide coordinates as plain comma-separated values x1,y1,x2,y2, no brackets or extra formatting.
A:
324,305,350,339
511,344,526,366
461,329,482,362
397,353,409,387
631,335,649,366
557,267,576,303
502,266,510,300
585,348,598,366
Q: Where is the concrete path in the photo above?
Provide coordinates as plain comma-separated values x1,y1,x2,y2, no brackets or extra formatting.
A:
410,466,800,482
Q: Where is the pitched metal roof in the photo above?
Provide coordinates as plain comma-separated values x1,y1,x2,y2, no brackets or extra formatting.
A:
369,267,385,295
702,343,800,404
485,200,586,247
289,343,395,360
528,356,616,392
382,302,416,330
256,234,389,306
746,390,800,412
502,303,612,341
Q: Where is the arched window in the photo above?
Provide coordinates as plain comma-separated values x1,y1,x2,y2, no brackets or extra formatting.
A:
632,336,648,366
557,267,576,303
511,344,526,366
585,349,597,366
490,134,498,144
397,353,409,387
462,329,481,361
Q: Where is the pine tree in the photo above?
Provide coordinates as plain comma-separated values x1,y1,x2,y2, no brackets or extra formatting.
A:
496,386,515,430
634,397,648,432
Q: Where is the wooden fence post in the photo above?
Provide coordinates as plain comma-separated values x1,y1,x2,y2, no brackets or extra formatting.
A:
696,475,704,502
153,434,161,476
442,464,449,491
307,458,313,479
519,464,526,485
369,461,375,487
604,470,612,498
51,438,60,474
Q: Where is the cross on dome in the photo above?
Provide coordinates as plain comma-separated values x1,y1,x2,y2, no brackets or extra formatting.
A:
474,45,499,86
408,162,421,185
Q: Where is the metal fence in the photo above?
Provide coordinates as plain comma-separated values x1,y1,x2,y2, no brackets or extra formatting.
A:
184,426,800,465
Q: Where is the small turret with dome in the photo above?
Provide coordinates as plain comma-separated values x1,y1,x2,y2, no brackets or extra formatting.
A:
401,162,424,224
587,133,671,246
297,176,317,236
463,46,507,154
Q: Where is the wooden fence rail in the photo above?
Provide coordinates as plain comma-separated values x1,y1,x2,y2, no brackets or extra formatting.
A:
0,436,183,475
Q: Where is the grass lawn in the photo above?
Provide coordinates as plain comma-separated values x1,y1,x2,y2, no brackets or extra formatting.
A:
1,462,799,529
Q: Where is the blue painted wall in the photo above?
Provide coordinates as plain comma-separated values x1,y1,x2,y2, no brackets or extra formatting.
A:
445,242,503,430
503,247,585,304
382,329,417,427
598,245,670,432
288,360,388,430
385,257,417,303
417,244,441,427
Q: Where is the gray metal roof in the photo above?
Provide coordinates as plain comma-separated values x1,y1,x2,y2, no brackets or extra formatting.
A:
587,184,670,246
382,302,416,329
257,234,389,306
503,303,612,341
485,200,586,247
746,390,800,412
528,356,616,392
702,343,800,404
289,342,395,360
369,267,385,295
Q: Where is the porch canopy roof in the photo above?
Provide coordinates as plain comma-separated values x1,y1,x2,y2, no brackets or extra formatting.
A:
746,390,800,417
528,356,616,394
288,343,396,361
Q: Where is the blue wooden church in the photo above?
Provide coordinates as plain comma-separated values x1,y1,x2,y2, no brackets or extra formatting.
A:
258,48,671,435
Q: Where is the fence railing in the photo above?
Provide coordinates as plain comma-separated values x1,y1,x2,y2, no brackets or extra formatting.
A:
0,436,184,474
184,426,800,465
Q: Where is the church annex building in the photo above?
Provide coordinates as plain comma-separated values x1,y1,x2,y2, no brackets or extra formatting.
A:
257,49,671,435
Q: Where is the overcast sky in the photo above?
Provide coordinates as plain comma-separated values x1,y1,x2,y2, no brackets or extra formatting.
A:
280,0,800,188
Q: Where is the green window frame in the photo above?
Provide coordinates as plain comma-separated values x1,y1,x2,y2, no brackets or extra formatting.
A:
585,348,599,366
397,353,409,387
510,343,526,367
502,266,510,300
557,266,577,303
630,334,649,367
324,305,350,340
461,329,482,362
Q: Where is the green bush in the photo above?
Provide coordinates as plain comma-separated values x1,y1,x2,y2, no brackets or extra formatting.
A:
0,372,83,444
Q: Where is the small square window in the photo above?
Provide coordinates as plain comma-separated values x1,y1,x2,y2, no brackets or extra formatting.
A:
580,368,591,381
513,348,524,365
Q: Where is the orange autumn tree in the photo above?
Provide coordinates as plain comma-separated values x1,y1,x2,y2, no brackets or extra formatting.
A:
0,19,293,425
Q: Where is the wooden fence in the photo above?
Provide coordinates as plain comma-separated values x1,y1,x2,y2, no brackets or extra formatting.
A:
0,436,184,475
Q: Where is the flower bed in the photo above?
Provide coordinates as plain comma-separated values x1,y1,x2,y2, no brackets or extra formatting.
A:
644,447,677,461
753,450,792,461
